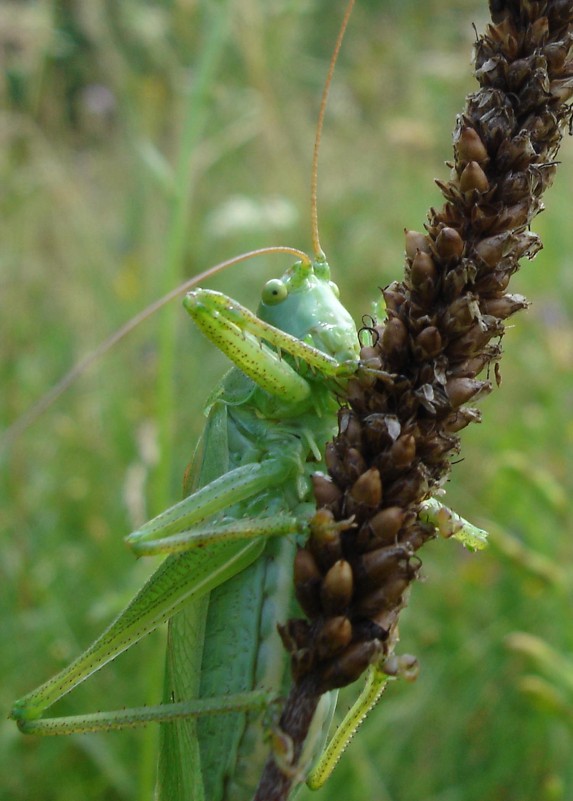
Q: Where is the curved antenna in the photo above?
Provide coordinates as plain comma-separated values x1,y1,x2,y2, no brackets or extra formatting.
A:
310,0,356,261
1,246,311,453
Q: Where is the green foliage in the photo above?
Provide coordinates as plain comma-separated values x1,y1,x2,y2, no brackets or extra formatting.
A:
1,1,572,799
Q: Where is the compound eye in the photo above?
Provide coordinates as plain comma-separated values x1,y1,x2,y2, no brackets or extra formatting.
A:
329,281,340,299
262,278,288,305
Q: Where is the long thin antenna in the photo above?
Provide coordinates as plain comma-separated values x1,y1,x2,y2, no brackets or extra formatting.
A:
310,0,356,261
1,246,310,453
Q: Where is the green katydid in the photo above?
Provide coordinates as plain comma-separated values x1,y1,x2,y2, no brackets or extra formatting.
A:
11,6,363,799
11,251,361,800
8,1,490,798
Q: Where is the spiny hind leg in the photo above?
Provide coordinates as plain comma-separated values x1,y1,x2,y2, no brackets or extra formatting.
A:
16,689,275,736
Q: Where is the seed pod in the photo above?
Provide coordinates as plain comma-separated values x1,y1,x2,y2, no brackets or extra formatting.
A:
316,616,353,660
496,197,535,230
474,268,512,294
450,351,497,378
404,229,431,258
325,442,346,485
382,282,407,314
435,227,465,260
442,406,482,432
293,548,323,618
339,409,363,449
308,508,344,569
513,230,542,260
410,250,437,286
344,447,368,483
481,293,529,318
320,560,354,615
507,56,534,91
543,41,568,72
446,320,501,359
354,576,410,617
498,169,532,204
409,251,438,305
416,432,457,464
459,160,490,193
414,326,442,359
363,413,401,450
349,467,382,507
496,131,536,172
319,641,380,691
356,506,407,551
370,607,399,636
390,433,416,468
454,125,489,164
312,472,343,508
446,377,492,407
442,261,477,299
440,294,479,335
402,521,436,551
550,76,573,103
385,462,429,506
357,544,412,591
381,317,409,362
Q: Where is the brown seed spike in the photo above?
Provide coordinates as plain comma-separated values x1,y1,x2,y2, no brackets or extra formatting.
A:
435,227,465,260
459,161,490,193
349,467,382,507
320,559,354,615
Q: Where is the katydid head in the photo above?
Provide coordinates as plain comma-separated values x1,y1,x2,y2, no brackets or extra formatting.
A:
258,259,359,363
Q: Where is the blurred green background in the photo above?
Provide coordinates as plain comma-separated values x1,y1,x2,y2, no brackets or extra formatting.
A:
1,1,572,799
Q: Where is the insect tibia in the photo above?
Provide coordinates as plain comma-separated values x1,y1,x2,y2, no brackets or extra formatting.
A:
185,288,358,402
15,690,273,736
306,663,387,791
